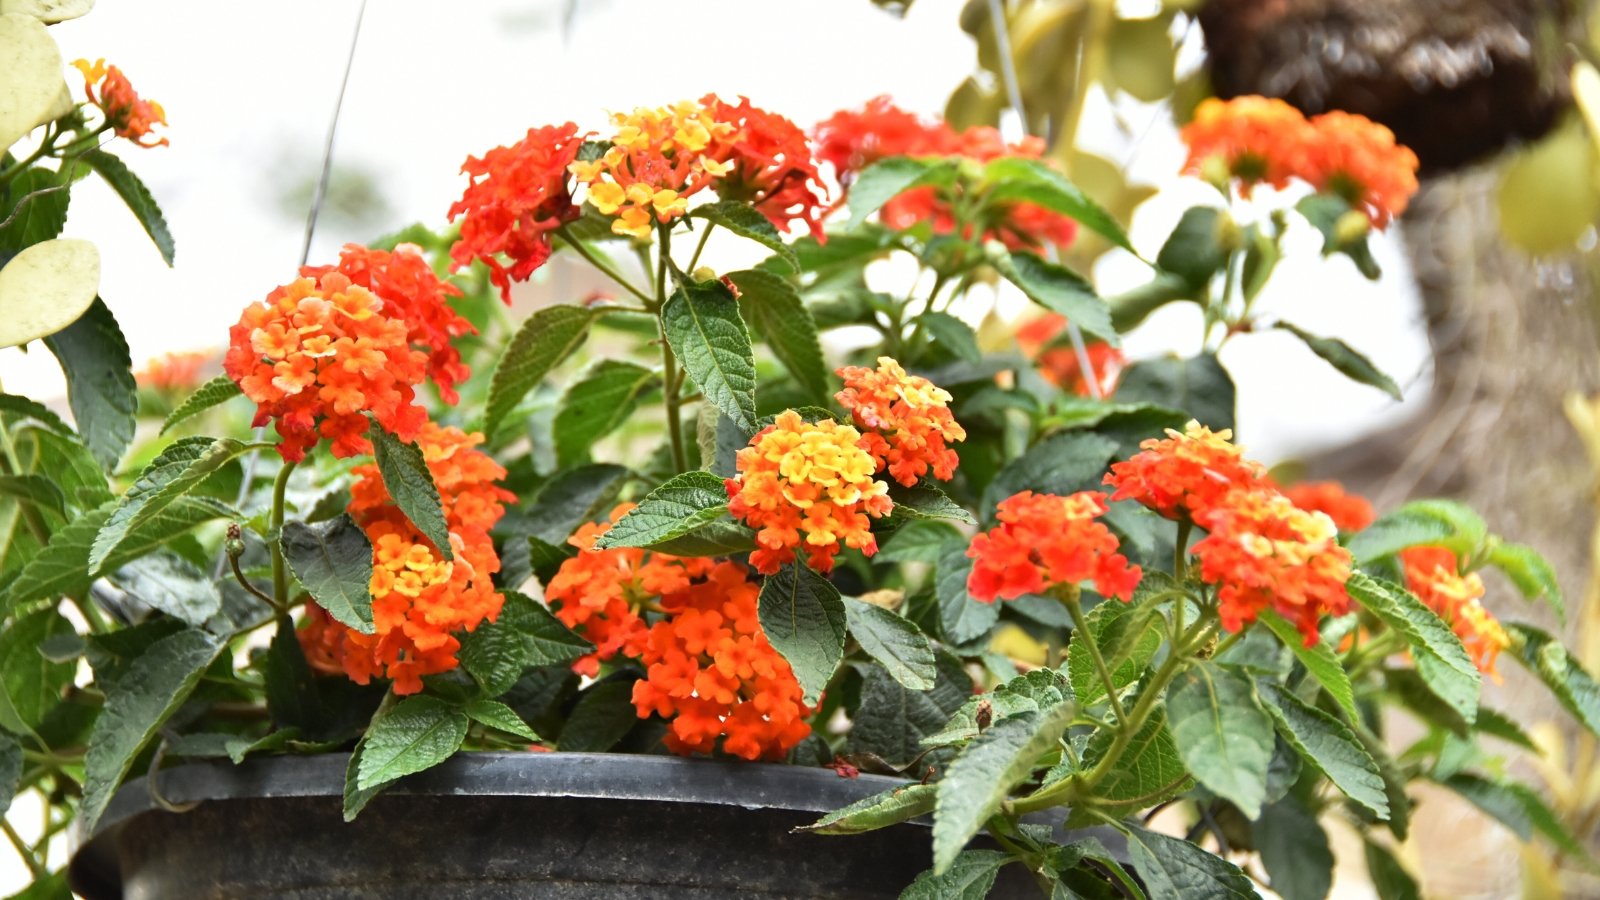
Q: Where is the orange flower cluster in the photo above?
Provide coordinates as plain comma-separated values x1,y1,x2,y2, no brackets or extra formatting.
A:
304,243,474,403
701,95,829,239
813,96,1078,249
632,561,813,760
967,491,1141,603
72,58,167,148
136,350,210,392
545,505,717,677
1181,96,1420,226
725,410,893,575
1280,480,1376,533
1400,547,1510,674
1015,313,1125,397
1191,488,1353,641
301,424,514,695
1104,421,1266,522
836,357,967,487
224,269,429,461
448,122,587,303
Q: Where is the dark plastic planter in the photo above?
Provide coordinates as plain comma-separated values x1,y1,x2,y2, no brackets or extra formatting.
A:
69,752,1124,899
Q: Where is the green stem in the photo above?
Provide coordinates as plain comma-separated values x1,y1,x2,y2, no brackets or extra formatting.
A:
1173,520,1192,579
1057,585,1127,726
687,222,716,272
555,225,653,304
269,460,298,608
901,270,951,358
655,227,688,474
0,818,43,879
0,126,58,188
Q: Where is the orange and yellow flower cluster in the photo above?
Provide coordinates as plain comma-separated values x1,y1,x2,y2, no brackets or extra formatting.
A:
1015,314,1125,397
813,96,1078,249
301,424,514,695
1279,480,1376,533
1181,96,1420,226
1400,546,1510,675
967,491,1141,604
135,350,211,392
72,58,167,148
836,357,967,487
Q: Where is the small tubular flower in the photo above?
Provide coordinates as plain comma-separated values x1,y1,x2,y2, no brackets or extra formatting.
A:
967,491,1141,603
702,95,828,239
1301,111,1420,227
1104,421,1266,522
1015,313,1124,397
72,58,167,148
1280,480,1376,533
631,561,813,760
301,424,514,694
1180,96,1311,194
1191,488,1353,642
725,410,892,575
570,101,736,239
1400,546,1510,675
223,270,429,462
449,123,586,303
835,357,966,487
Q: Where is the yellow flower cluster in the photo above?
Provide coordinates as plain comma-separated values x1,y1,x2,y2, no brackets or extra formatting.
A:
570,102,736,238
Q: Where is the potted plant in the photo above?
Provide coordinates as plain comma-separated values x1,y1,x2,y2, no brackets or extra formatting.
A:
0,7,1595,898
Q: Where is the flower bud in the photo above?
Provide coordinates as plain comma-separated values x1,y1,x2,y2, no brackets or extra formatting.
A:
1334,209,1371,247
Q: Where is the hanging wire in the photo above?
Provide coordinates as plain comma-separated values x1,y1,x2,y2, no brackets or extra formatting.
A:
985,0,1106,401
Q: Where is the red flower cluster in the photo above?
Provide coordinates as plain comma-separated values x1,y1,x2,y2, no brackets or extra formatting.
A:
1400,547,1510,675
1181,96,1420,227
448,122,587,303
1014,313,1125,397
702,95,828,239
1279,480,1375,533
72,58,167,148
814,96,1078,249
136,350,210,392
1105,422,1266,522
967,491,1141,603
836,357,967,487
300,424,514,694
632,561,813,760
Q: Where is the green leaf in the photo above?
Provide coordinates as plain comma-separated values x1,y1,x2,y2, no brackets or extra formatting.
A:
844,598,937,691
850,655,973,766
557,677,639,751
1345,510,1455,564
1115,353,1235,432
484,305,596,439
1486,542,1564,622
994,250,1116,345
78,148,174,265
1506,624,1600,737
0,608,75,737
1296,194,1380,279
90,436,253,571
692,200,798,272
1276,322,1400,401
663,278,758,432
983,157,1134,252
281,514,374,634
461,591,591,694
981,431,1118,517
592,470,731,551
342,729,383,821
0,166,67,252
264,615,322,734
758,563,846,704
1076,703,1187,817
514,463,630,545
16,427,112,510
1069,598,1161,707
877,520,962,564
1363,840,1420,900
1451,777,1587,858
1255,797,1334,900
3,496,232,609
925,668,1073,749
799,782,936,835
1257,610,1358,721
0,392,72,436
1257,681,1389,819
80,629,225,828
0,732,20,814
369,422,452,560
1166,661,1274,818
111,553,222,627
845,157,958,230
932,705,1074,873
0,473,64,516
553,359,659,468
356,695,469,790
1473,706,1538,750
728,268,828,401
465,698,538,741
902,849,1011,900
1346,573,1479,724
887,483,976,526
917,311,981,363
44,297,136,470
1119,824,1258,900
935,543,999,644
159,374,242,435
1155,207,1230,290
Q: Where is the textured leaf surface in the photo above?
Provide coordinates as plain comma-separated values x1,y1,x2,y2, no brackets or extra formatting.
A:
1507,624,1600,737
1166,662,1273,818
111,553,222,627
1347,573,1479,723
356,695,468,790
1258,611,1358,720
44,297,134,469
758,564,845,703
800,783,936,835
902,850,1011,900
844,598,936,691
370,423,452,560
485,305,595,438
983,157,1133,251
0,608,74,736
1120,824,1259,900
465,699,538,741
1256,798,1333,900
995,250,1116,344
692,201,798,272
729,268,827,400
935,544,998,644
663,279,757,432
159,374,242,435
844,157,957,230
593,471,730,551
1258,681,1389,819
281,514,374,633
90,436,251,570
553,359,658,468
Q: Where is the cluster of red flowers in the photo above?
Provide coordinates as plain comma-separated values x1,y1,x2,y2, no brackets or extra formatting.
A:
1014,313,1125,397
1105,422,1355,643
1400,546,1511,675
545,509,812,760
301,424,514,694
966,491,1141,604
135,350,211,392
1279,480,1376,533
813,96,1078,249
448,97,826,301
72,58,167,148
225,245,466,461
1181,96,1420,226
836,357,967,487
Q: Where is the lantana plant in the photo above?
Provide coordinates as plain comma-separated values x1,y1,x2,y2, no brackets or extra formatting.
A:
0,41,1593,898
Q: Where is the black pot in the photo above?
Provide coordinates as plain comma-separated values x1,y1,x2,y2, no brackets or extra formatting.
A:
69,752,1119,899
